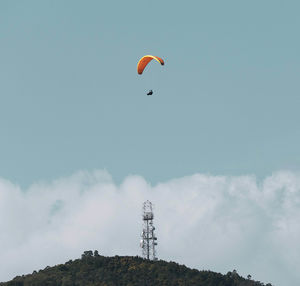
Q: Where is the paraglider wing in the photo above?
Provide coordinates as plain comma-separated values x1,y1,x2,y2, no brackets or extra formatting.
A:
137,55,164,75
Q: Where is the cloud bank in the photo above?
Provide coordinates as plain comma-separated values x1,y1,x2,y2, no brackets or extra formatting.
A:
1,170,300,286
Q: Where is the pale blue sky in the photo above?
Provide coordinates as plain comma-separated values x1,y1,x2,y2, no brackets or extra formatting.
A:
1,0,300,186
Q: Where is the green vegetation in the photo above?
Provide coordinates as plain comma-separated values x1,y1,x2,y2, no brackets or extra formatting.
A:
0,251,272,286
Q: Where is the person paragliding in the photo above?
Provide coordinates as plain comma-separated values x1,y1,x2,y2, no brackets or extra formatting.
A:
137,55,164,96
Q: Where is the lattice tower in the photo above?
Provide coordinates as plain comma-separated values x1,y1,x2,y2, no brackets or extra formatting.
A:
140,200,158,260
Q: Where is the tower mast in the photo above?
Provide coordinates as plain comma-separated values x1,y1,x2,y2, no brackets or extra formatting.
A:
140,200,158,260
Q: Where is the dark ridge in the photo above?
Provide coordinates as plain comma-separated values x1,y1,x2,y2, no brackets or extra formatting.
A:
0,250,273,286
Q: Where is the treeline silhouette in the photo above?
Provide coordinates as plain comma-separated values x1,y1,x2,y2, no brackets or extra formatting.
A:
0,251,273,286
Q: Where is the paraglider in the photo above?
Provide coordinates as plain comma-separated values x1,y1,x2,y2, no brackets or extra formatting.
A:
137,55,164,96
137,55,164,75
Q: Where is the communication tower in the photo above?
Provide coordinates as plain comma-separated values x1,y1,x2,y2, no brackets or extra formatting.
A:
140,200,158,260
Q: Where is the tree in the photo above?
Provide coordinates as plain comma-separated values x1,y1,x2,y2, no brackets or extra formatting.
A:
61,276,73,286
81,250,93,259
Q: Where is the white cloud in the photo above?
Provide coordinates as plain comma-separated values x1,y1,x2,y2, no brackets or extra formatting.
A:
0,170,300,286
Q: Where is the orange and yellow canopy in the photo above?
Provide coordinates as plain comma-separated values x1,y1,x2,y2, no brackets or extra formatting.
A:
137,55,164,75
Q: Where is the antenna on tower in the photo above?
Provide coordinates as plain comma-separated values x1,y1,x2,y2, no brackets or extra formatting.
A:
140,200,158,261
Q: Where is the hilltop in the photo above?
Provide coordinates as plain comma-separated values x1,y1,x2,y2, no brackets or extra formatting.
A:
0,251,273,286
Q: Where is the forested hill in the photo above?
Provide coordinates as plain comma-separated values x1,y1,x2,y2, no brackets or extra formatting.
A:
1,251,273,286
